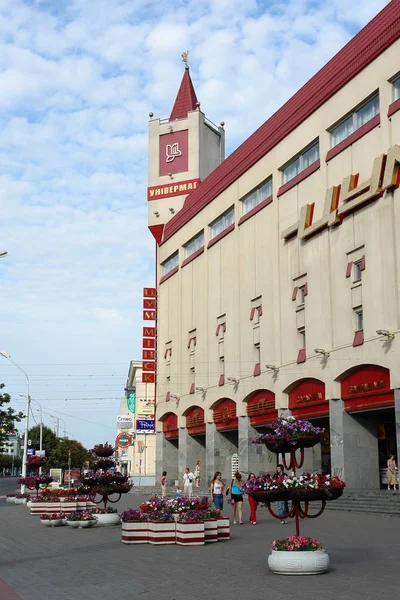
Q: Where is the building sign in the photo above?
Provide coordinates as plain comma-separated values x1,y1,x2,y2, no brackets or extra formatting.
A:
117,415,133,429
341,365,393,412
186,407,205,436
136,419,155,433
162,413,178,439
159,130,188,176
142,289,156,383
147,178,200,201
282,145,400,242
288,379,327,418
246,391,277,426
126,391,136,414
213,399,238,432
116,432,133,448
138,398,155,415
349,381,385,394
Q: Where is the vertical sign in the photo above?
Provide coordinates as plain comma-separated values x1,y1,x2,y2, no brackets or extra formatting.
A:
142,288,156,383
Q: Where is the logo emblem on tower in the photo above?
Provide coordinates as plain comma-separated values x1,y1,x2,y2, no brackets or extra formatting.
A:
166,142,182,163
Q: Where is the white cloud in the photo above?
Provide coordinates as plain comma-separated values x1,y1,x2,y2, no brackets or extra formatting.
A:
0,0,390,446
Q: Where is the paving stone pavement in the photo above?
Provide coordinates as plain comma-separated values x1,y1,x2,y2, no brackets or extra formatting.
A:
0,493,399,600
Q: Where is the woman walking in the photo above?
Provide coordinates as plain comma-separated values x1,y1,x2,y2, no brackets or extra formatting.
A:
247,473,258,524
210,471,225,510
275,464,288,524
228,471,244,524
387,454,398,491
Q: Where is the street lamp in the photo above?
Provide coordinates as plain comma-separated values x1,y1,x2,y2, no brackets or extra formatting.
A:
0,351,30,494
0,250,8,257
21,395,44,474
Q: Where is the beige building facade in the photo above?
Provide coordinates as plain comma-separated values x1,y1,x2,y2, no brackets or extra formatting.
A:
148,3,400,490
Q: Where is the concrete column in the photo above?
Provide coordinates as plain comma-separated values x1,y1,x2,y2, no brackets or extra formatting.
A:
156,432,179,487
238,416,276,477
205,422,238,485
330,398,379,489
178,427,189,482
155,432,164,485
394,389,400,460
205,422,217,487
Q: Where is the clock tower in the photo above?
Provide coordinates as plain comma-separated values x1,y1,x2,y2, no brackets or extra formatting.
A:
147,63,225,244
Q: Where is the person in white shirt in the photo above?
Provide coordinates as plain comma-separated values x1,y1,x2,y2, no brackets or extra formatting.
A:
182,467,194,498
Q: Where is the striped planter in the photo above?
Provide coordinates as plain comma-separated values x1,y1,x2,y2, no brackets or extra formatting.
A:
217,517,230,540
122,521,148,544
46,502,61,513
176,522,205,546
76,501,87,511
148,520,176,545
61,502,78,513
30,502,47,515
204,519,218,543
86,501,96,511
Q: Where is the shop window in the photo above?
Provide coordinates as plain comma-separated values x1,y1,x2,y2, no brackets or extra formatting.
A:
330,94,379,147
393,75,400,102
242,177,272,215
282,141,319,184
184,231,204,259
162,251,179,276
209,207,235,240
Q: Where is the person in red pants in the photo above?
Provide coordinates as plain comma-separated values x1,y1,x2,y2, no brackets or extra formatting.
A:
247,473,258,524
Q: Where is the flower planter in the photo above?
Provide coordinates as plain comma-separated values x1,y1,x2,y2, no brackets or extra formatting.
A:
77,501,87,511
148,520,176,545
66,521,80,528
6,497,15,503
40,519,52,527
288,490,327,502
62,502,78,513
326,488,344,501
176,522,205,546
79,520,97,528
14,498,25,505
30,502,47,515
203,519,218,543
50,519,62,527
95,513,120,527
268,549,330,575
217,517,230,540
252,490,288,503
46,501,61,513
121,521,148,544
264,435,322,453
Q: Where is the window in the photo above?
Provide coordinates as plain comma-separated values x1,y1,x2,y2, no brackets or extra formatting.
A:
355,310,363,331
393,75,400,102
299,327,306,349
330,94,379,147
162,252,179,276
210,207,234,239
282,141,319,184
298,286,306,305
242,178,272,215
353,261,362,283
184,231,204,258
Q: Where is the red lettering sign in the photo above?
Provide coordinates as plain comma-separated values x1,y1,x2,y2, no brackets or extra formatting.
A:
143,327,156,337
143,338,155,349
142,349,155,360
143,299,156,310
143,288,157,298
147,178,200,201
142,372,155,383
143,310,156,321
142,361,155,372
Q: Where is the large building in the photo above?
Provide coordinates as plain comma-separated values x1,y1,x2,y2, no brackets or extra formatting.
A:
148,1,400,490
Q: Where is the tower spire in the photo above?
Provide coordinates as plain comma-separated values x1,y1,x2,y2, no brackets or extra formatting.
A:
169,55,198,121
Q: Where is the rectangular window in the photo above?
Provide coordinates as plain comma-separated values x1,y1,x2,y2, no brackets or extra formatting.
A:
299,327,306,349
242,177,272,215
210,207,234,239
184,231,204,258
393,75,400,102
162,251,179,276
298,286,306,305
355,310,363,331
282,141,319,184
353,261,362,283
331,94,379,147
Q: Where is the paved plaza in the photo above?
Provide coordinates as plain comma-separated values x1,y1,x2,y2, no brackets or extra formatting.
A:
0,478,399,600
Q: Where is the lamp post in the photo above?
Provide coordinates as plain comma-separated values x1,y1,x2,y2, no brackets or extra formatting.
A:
0,250,8,257
0,351,30,494
21,395,43,474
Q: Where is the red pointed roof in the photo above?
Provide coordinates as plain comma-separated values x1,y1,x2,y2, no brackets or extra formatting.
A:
169,67,198,121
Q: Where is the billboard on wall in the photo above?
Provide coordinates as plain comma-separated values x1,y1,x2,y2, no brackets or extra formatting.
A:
117,415,133,429
126,391,136,414
138,398,155,415
136,419,155,433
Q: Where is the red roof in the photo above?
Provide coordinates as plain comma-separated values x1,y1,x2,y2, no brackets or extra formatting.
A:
169,67,198,121
163,0,400,242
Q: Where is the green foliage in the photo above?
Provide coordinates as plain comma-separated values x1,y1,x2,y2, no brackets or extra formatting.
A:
0,453,22,469
27,424,89,471
0,383,24,452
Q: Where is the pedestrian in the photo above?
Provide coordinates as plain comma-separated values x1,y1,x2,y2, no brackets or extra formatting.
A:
182,467,194,498
227,471,243,524
210,471,225,510
194,460,201,488
247,472,258,524
387,453,398,491
161,471,167,499
275,464,288,524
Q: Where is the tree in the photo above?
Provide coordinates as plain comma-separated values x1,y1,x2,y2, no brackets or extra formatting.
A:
27,424,59,466
0,384,24,452
51,438,90,471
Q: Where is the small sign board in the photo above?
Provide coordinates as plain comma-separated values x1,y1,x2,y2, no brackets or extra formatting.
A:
50,468,63,484
26,448,34,456
136,419,155,434
116,432,133,448
64,468,80,483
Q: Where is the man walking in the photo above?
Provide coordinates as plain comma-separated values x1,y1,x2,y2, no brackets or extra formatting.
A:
182,467,194,498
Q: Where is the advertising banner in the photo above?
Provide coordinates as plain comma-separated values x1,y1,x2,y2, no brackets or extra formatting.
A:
136,419,155,434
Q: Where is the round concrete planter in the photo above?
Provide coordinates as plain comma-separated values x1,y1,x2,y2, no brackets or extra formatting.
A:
6,497,16,503
79,520,97,528
95,513,120,527
50,519,62,527
66,521,80,528
268,550,330,575
40,519,52,527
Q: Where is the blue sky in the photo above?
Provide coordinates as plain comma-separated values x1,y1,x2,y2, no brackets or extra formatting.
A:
0,0,390,448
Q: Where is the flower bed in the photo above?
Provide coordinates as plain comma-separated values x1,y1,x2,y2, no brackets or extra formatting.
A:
66,511,97,528
268,536,329,575
252,416,324,451
91,507,119,526
242,472,345,504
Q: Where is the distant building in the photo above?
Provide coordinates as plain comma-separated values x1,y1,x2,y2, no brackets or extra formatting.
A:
148,2,400,490
115,361,156,485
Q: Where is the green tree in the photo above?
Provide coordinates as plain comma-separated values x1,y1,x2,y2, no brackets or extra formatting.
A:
27,424,60,467
0,383,24,452
51,438,89,471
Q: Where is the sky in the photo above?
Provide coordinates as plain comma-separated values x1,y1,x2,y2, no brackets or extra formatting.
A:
0,0,390,449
